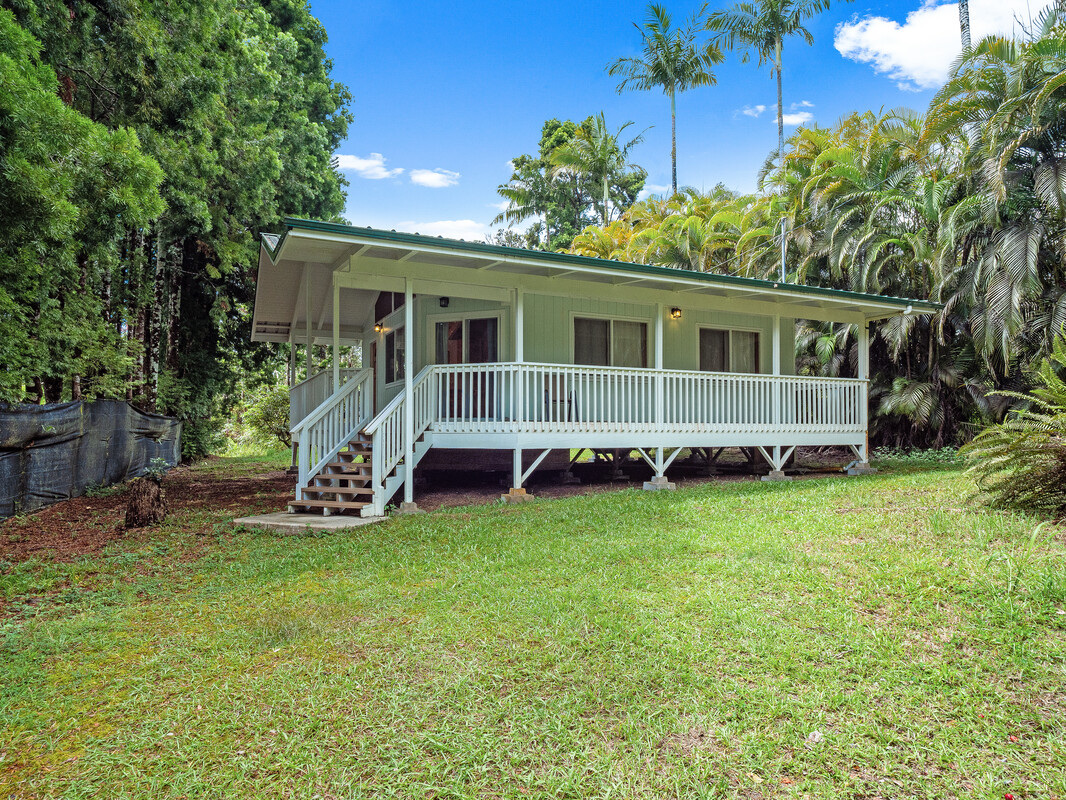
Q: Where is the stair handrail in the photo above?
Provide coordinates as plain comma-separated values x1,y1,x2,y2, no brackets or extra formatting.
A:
290,368,361,431
363,366,440,512
293,368,374,490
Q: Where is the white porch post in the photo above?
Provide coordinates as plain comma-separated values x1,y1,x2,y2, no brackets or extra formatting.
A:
402,278,416,508
503,287,534,502
762,314,792,481
304,269,313,381
843,319,877,476
514,287,524,363
332,278,340,390
772,314,782,423
288,337,295,387
644,304,675,491
514,287,525,429
858,320,871,463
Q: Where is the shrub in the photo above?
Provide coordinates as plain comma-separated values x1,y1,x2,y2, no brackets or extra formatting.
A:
246,384,290,448
962,336,1066,518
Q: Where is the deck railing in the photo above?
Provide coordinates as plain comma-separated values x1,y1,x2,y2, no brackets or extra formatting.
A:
362,366,439,499
290,368,362,433
424,362,864,435
292,369,373,491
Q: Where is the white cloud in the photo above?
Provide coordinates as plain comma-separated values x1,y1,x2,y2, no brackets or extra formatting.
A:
835,0,1050,91
791,100,814,109
780,111,814,126
335,153,403,179
396,219,488,240
489,200,511,212
410,168,461,188
741,104,767,118
637,183,674,201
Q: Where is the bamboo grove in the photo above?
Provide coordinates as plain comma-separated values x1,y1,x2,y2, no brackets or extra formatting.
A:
0,1,350,455
569,18,1066,448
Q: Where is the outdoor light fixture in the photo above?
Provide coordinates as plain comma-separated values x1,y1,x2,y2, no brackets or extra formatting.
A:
670,307,682,320
374,323,383,333
440,297,450,308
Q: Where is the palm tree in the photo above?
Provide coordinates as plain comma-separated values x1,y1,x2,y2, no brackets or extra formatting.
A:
550,113,648,227
492,155,554,249
959,0,971,50
608,3,723,196
703,0,841,170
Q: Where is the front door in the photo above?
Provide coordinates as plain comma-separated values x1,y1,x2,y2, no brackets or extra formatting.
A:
435,317,499,420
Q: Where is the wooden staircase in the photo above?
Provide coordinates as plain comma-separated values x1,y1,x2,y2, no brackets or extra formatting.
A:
288,433,374,515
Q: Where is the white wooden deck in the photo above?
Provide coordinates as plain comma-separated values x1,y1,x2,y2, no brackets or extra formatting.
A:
290,362,868,517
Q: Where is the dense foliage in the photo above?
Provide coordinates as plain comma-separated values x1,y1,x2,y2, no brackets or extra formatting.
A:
962,335,1066,518
569,15,1066,447
495,117,646,251
0,0,350,456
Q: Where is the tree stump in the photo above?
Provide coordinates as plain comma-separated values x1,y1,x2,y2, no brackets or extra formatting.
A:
125,477,167,528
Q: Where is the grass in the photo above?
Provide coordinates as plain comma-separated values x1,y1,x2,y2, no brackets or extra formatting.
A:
2,456,1065,798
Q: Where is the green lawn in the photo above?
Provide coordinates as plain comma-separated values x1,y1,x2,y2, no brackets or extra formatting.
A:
2,458,1064,798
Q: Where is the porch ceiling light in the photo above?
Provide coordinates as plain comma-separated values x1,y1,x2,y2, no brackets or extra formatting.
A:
670,307,682,320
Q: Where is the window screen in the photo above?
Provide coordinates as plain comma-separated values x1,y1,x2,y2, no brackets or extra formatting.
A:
700,328,760,373
574,318,610,366
699,329,728,372
731,331,760,374
612,320,647,368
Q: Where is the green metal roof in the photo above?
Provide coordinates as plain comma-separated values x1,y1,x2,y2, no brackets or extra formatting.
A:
268,216,941,314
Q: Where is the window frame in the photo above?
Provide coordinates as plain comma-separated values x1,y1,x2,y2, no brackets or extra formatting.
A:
425,309,506,364
570,311,651,368
697,325,763,374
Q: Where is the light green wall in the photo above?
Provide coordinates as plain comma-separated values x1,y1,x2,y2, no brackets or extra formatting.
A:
384,291,797,378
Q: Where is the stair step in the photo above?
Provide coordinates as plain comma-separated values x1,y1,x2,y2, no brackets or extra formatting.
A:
289,499,369,512
323,462,372,472
317,474,370,484
303,486,373,496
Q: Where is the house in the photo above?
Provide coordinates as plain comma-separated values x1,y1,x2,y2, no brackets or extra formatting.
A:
252,217,938,517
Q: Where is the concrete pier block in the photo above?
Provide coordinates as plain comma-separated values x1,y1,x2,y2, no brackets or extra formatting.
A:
395,501,423,515
761,470,792,482
846,462,878,476
502,488,535,503
643,476,676,491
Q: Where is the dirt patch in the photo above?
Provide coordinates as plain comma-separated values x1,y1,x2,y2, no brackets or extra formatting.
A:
658,727,730,757
0,448,857,563
0,459,294,563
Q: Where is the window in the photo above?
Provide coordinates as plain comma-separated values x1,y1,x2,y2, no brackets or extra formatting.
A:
574,317,647,368
699,328,760,374
434,317,499,364
374,291,405,323
384,326,405,384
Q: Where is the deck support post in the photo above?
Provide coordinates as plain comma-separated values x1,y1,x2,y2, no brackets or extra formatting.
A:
304,269,313,381
504,448,535,503
514,288,525,429
287,335,298,474
772,314,782,428
402,278,418,510
640,447,678,490
759,445,795,481
849,319,876,474
655,303,665,429
332,278,340,389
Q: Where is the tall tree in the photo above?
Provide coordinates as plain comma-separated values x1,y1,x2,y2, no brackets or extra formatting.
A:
608,4,723,196
550,113,648,227
703,0,844,171
959,0,971,50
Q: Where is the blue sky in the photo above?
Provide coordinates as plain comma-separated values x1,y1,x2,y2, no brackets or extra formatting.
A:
308,0,1049,240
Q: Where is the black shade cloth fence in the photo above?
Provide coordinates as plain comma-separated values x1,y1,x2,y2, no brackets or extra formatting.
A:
0,400,181,519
